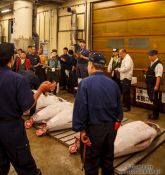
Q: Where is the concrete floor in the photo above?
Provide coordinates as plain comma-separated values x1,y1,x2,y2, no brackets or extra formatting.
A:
9,91,165,175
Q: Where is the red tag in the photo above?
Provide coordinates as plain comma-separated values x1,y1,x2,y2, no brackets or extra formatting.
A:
115,122,121,130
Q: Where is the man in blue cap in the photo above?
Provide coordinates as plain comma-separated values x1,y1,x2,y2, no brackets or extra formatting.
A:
72,52,123,175
146,50,163,119
0,43,55,175
76,40,89,81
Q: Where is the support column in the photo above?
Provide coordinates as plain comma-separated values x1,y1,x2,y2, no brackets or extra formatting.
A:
13,0,33,50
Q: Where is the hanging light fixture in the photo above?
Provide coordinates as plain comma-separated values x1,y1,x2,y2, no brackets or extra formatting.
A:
1,9,11,13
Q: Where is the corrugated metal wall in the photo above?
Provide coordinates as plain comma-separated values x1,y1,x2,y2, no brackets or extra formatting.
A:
36,5,57,53
92,0,165,68
0,13,13,42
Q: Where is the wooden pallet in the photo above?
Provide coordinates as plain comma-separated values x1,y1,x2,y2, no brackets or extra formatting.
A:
48,118,129,147
47,118,165,175
32,117,165,175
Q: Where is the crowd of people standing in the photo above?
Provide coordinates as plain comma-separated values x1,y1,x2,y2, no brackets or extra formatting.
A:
12,41,163,119
12,40,89,95
0,40,163,175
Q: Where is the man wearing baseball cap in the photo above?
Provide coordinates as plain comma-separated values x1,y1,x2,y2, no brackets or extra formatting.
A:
108,48,122,91
72,52,123,175
0,43,56,175
146,50,163,119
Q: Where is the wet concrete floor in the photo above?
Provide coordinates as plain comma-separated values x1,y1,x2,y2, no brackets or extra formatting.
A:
9,91,165,175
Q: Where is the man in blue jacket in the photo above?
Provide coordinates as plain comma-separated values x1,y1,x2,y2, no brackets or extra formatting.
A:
0,43,55,175
72,52,123,175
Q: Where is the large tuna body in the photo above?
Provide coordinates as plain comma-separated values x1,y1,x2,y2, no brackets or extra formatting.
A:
33,94,73,131
114,121,160,157
35,94,161,157
36,93,62,110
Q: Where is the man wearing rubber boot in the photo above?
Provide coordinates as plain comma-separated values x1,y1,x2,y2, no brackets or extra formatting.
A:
146,50,163,120
0,43,56,175
72,52,123,175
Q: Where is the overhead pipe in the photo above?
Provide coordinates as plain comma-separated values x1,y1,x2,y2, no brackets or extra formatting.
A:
32,0,39,50
67,7,77,45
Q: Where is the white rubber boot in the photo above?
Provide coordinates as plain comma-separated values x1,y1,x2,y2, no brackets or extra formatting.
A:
56,82,60,94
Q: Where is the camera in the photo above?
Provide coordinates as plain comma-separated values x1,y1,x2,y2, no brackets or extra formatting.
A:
74,44,89,57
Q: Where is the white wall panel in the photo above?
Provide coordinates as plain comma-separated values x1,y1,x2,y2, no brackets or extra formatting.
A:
0,13,13,42
59,16,71,31
77,14,85,30
44,11,50,41
39,12,45,41
36,13,40,36
50,10,58,51
58,32,70,55
3,20,8,42
57,1,86,53
37,4,57,52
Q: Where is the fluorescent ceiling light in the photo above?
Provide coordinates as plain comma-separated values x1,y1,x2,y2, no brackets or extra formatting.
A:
1,9,11,13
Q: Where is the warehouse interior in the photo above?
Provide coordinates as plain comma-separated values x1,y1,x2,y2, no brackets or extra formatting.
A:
0,0,165,175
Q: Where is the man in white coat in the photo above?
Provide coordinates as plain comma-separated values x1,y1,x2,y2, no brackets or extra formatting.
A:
117,49,134,112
